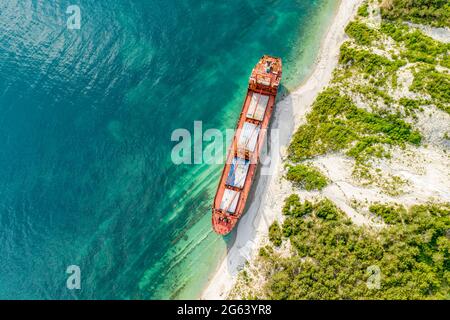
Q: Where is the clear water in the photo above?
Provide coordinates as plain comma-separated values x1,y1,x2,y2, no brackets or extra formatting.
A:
0,0,338,299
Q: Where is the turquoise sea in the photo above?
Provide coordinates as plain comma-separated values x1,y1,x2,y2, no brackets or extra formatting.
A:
0,0,338,299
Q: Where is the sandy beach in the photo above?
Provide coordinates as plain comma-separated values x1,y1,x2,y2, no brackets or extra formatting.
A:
201,0,365,300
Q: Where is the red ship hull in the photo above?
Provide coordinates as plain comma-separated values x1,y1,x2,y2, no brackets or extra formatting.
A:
212,55,282,235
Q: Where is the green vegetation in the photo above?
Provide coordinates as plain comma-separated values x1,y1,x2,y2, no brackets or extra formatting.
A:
380,0,450,28
260,199,450,299
410,65,450,114
357,2,369,17
288,88,421,163
269,221,282,247
352,164,407,196
345,21,379,46
282,197,342,239
369,203,405,224
282,194,313,217
345,21,378,46
315,198,341,221
399,97,426,115
339,43,406,76
286,164,328,191
258,245,274,259
353,84,393,104
380,22,450,67
282,195,313,238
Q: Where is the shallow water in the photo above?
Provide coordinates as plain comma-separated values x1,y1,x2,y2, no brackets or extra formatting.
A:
0,0,338,299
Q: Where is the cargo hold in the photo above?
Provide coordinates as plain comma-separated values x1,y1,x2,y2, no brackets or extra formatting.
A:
226,157,249,188
247,93,269,121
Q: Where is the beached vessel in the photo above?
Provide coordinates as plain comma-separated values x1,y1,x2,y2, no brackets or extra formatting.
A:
212,55,282,235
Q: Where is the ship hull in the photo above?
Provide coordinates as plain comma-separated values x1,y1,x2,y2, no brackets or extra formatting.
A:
211,56,282,235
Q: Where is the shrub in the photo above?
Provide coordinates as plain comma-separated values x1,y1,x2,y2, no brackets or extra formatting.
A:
358,2,369,17
345,21,379,45
346,136,390,161
282,194,313,218
399,98,427,111
369,203,405,224
315,199,341,220
259,245,273,258
410,66,450,114
269,221,282,247
380,22,450,67
380,0,450,28
339,42,406,75
288,88,422,162
286,164,328,191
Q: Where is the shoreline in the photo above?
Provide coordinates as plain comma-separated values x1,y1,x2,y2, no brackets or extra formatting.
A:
201,0,364,300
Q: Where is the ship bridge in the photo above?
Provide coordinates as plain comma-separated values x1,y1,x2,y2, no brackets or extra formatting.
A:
249,55,282,96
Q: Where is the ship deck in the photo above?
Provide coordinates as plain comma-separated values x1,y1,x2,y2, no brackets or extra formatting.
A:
212,55,281,235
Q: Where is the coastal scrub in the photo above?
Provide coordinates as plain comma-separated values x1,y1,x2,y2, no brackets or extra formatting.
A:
285,164,328,191
230,0,450,301
247,199,450,299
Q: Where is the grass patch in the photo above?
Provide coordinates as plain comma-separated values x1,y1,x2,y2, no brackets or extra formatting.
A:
353,85,394,105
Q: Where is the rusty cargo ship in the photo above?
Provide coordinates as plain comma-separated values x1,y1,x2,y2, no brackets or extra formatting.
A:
212,55,282,235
